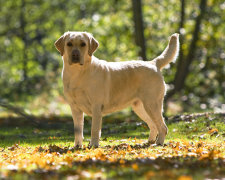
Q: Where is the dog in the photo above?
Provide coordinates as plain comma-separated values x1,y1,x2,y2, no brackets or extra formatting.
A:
55,31,179,147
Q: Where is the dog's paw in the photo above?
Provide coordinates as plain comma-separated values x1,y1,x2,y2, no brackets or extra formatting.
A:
89,143,99,148
74,144,83,150
87,144,99,149
89,139,99,148
148,134,158,144
148,139,157,144
155,137,165,146
74,140,83,149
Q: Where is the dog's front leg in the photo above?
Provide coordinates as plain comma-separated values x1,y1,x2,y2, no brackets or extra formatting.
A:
90,105,102,148
70,107,84,148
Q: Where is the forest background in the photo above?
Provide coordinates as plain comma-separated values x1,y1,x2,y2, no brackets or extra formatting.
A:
0,0,224,117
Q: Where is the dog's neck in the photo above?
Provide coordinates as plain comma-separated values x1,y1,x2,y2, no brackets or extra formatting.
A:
61,56,95,84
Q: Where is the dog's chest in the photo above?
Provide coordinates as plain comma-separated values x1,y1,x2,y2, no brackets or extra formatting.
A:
64,85,92,115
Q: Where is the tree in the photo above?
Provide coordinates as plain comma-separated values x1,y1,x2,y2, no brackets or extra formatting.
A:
131,0,146,60
166,0,208,100
0,0,224,114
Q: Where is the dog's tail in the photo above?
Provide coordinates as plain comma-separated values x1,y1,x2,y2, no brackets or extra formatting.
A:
153,33,179,70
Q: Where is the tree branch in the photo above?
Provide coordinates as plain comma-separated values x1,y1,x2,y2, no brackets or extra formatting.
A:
0,99,39,126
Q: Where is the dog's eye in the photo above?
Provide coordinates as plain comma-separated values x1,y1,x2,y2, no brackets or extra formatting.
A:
81,42,86,47
67,42,73,47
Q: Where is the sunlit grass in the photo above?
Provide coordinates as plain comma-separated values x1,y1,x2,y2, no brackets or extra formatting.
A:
0,113,224,179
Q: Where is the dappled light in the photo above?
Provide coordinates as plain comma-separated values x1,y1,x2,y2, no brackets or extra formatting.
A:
0,0,224,179
0,113,225,179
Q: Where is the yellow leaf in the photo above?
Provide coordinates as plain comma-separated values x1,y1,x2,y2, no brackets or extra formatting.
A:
208,128,218,135
131,163,139,171
145,171,155,179
177,175,193,180
127,144,132,152
119,159,125,164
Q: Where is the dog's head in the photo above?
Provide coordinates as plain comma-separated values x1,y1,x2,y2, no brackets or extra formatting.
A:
55,32,99,65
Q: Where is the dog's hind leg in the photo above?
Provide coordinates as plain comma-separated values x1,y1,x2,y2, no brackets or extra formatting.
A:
132,100,158,144
142,99,168,145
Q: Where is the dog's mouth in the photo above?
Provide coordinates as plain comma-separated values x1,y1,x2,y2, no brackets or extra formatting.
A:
70,57,83,66
72,57,80,64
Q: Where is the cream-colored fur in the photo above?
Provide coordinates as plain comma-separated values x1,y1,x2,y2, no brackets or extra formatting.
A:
55,32,179,147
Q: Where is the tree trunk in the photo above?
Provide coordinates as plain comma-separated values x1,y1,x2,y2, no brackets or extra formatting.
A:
166,0,207,100
132,0,146,61
175,0,185,82
20,0,28,82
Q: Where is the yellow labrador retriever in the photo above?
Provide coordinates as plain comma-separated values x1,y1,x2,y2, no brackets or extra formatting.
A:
55,32,179,147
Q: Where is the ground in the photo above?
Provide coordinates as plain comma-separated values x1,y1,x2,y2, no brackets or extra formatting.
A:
0,112,224,179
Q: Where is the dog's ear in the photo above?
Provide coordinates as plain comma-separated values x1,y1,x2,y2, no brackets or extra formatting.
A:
55,33,67,56
84,32,99,56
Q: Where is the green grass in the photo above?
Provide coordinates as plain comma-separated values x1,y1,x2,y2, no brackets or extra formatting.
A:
0,113,225,179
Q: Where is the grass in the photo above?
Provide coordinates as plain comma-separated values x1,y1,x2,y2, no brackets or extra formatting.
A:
0,112,225,179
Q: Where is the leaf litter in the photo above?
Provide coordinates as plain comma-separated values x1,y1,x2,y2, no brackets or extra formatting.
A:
0,113,225,179
1,139,225,179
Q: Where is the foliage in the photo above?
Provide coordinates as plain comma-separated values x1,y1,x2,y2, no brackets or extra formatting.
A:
0,0,224,114
0,113,225,179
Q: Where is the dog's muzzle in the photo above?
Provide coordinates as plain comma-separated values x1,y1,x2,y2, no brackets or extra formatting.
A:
71,49,80,64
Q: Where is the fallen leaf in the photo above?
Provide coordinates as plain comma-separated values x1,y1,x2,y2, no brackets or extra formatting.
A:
177,175,193,180
131,163,139,171
208,128,218,136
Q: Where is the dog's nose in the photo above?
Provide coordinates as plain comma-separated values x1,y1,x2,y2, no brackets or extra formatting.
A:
72,49,80,60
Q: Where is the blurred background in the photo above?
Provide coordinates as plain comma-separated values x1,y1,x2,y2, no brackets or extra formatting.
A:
0,0,224,119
